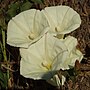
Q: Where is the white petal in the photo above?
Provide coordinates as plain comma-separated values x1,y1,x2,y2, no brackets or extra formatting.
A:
20,33,68,79
47,75,66,86
60,36,83,69
7,9,48,48
47,75,61,86
42,6,81,35
61,75,66,85
20,58,54,79
62,49,83,69
63,36,77,52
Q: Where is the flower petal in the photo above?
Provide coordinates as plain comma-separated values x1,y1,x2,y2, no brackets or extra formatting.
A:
47,75,66,86
7,9,48,48
42,6,81,35
47,74,61,86
20,59,55,79
61,48,83,69
20,33,68,79
60,36,83,69
62,36,77,52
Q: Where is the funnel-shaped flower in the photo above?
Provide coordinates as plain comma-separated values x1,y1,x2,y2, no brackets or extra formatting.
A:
42,6,81,35
7,9,49,48
20,33,68,80
46,36,83,86
60,36,83,69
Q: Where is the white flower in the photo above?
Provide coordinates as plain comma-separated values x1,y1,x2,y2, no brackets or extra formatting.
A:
60,36,83,69
47,74,66,86
20,33,68,80
42,6,81,35
7,9,49,48
7,6,81,48
6,5,83,87
20,32,83,86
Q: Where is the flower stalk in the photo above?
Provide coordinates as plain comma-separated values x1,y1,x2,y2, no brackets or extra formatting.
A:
2,28,9,88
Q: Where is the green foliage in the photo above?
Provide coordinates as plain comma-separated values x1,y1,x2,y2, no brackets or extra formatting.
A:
7,2,20,18
20,1,32,11
31,0,44,4
6,0,44,19
0,70,8,89
0,11,6,30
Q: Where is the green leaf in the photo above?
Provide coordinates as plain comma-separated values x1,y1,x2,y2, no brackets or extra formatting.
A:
31,0,43,4
20,1,32,11
7,2,20,17
0,11,6,30
0,70,8,89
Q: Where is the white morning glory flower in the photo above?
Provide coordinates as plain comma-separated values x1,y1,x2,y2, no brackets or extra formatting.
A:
20,33,68,80
41,6,81,36
47,36,83,86
19,32,83,86
60,36,83,69
47,74,66,86
7,9,49,48
7,5,83,87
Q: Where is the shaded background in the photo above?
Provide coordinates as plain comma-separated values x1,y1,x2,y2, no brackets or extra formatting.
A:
0,0,90,90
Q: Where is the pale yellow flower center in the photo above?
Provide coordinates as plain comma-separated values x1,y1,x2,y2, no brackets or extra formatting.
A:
28,33,35,40
42,61,51,70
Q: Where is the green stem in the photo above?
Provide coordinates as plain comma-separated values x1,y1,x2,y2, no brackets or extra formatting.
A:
2,29,7,61
2,29,9,88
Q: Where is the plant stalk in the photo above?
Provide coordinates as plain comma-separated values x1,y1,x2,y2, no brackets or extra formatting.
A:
2,29,9,88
